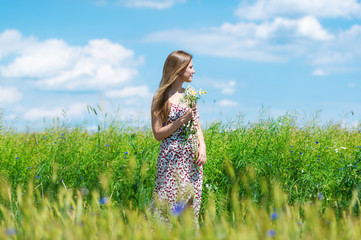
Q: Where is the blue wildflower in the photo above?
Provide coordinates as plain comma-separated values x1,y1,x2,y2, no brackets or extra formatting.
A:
300,152,303,155
16,157,19,159
339,168,342,170
318,193,324,200
99,197,109,205
43,136,47,139
267,229,276,237
36,176,40,179
27,167,31,169
105,144,110,147
6,228,17,236
315,141,319,144
307,165,310,167
125,152,128,154
290,146,293,147
271,212,278,220
172,202,187,217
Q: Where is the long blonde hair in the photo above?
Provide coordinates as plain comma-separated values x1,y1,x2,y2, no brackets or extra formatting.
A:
152,50,193,123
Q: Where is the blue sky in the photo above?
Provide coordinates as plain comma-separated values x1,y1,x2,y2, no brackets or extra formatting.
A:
0,0,360,131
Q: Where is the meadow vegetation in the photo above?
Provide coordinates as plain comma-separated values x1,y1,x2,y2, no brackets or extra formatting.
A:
0,110,361,239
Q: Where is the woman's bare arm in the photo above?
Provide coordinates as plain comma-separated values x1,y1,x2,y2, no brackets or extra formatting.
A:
151,108,193,141
195,124,206,166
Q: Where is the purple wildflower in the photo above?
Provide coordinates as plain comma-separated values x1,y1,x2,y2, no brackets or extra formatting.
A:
99,197,109,205
318,193,324,200
267,229,276,237
172,202,187,217
6,228,17,236
271,212,278,220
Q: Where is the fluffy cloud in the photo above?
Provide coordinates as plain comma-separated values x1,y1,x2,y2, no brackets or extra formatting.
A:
219,99,238,107
24,102,88,121
105,85,152,98
220,16,334,41
0,29,142,91
235,0,361,20
312,69,327,76
214,80,238,95
0,86,22,104
0,29,36,60
145,16,333,62
308,24,361,68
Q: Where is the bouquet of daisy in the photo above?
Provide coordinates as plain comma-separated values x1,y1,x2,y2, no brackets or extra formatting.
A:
179,85,207,142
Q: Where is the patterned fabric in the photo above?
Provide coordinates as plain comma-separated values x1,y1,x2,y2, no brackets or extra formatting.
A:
150,102,203,222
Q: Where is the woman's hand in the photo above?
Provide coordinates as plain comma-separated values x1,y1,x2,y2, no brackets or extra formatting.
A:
195,144,206,166
181,107,197,124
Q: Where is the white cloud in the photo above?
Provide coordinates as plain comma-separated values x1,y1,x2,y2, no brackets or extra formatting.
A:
235,0,361,20
0,29,36,61
219,99,238,107
24,107,63,121
221,16,333,41
214,80,238,95
145,16,333,62
104,85,152,98
312,69,327,76
24,102,88,121
296,16,334,41
0,86,22,104
0,29,142,91
308,24,361,67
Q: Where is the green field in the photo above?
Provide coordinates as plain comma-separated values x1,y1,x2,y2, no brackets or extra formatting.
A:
1,112,361,239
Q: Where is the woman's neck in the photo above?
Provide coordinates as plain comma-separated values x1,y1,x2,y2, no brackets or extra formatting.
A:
170,78,184,94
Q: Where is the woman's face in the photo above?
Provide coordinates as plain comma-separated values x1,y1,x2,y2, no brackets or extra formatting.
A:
180,60,195,83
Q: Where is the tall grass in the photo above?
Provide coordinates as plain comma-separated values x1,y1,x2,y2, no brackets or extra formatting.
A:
0,111,361,238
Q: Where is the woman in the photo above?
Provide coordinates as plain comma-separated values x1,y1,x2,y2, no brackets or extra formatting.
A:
150,50,206,223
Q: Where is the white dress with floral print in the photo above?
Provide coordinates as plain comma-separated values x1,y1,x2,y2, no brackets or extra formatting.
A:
150,103,203,221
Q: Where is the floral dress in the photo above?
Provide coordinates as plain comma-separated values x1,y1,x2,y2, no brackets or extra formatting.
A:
150,102,203,222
